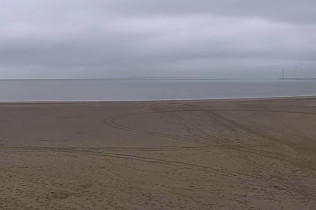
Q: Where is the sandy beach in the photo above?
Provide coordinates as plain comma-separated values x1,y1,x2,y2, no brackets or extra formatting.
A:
0,97,316,209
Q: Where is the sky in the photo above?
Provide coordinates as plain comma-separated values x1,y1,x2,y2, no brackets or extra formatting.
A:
0,0,316,79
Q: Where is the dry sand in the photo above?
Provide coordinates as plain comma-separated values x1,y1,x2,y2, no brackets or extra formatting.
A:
0,97,316,209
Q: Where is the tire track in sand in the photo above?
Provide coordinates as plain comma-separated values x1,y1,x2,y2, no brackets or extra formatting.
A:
103,107,316,171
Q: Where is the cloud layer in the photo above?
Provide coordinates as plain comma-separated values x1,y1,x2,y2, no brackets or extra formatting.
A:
0,0,315,78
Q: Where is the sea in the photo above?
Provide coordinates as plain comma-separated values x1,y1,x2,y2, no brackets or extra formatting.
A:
0,79,316,102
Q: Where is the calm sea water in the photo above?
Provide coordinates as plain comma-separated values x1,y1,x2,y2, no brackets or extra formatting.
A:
0,79,315,102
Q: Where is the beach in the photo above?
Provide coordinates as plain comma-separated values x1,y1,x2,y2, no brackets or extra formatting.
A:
0,97,316,209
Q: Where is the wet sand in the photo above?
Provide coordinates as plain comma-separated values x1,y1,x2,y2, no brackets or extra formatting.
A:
0,98,316,209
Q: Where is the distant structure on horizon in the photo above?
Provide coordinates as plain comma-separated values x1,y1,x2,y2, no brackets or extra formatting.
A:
281,68,285,80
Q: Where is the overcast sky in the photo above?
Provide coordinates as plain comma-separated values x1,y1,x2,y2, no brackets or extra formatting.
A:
0,0,316,79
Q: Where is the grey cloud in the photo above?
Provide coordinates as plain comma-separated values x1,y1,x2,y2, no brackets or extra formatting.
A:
2,0,315,25
99,0,316,24
0,0,315,78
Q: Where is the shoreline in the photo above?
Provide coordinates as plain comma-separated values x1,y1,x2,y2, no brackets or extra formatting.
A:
0,95,316,104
